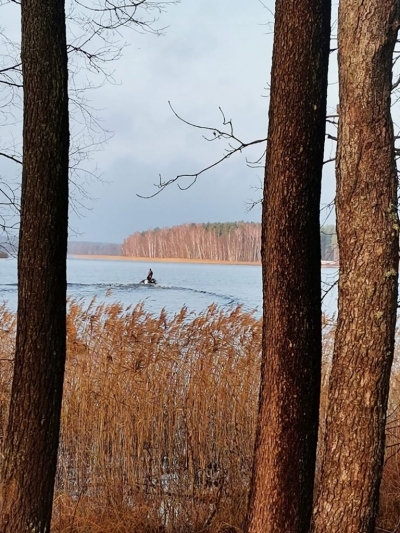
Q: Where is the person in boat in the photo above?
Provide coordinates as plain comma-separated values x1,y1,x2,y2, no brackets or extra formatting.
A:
147,268,153,282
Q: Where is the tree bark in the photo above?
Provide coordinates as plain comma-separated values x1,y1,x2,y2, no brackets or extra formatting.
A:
245,1,331,532
311,2,399,532
0,0,69,531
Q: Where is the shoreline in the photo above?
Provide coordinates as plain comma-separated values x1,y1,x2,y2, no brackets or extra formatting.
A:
68,254,338,268
68,254,261,266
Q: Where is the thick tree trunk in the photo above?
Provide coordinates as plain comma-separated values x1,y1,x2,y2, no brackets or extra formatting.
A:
0,0,69,531
245,1,331,532
311,2,399,532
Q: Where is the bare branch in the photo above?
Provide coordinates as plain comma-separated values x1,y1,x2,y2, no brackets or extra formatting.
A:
246,148,266,169
138,134,267,199
137,102,267,198
392,74,400,90
0,151,22,165
73,0,177,34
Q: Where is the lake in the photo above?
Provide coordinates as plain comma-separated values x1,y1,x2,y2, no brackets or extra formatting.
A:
0,257,338,317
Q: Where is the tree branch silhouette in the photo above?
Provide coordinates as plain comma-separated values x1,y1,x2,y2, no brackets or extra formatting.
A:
137,102,268,198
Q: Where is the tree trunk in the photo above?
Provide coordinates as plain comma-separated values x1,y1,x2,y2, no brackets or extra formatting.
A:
245,1,331,532
0,0,69,530
311,1,399,532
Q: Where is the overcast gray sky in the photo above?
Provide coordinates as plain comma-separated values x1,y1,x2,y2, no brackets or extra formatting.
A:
1,0,337,244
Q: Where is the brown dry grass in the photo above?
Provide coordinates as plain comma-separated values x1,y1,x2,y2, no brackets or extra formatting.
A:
0,301,261,533
377,356,400,531
0,304,399,532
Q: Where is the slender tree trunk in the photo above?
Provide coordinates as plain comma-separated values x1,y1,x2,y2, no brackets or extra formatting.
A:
311,2,399,532
245,1,331,532
0,0,69,531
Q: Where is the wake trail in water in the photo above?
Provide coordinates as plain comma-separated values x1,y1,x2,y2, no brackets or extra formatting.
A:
0,281,255,314
66,282,243,309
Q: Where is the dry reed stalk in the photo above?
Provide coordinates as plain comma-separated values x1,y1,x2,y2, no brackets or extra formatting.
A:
4,303,398,532
377,348,400,531
0,304,16,447
10,299,260,533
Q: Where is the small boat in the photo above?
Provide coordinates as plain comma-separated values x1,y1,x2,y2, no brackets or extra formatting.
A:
141,278,157,285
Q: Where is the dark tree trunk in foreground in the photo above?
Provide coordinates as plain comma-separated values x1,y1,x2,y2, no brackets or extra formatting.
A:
245,1,331,532
311,1,399,532
0,0,69,530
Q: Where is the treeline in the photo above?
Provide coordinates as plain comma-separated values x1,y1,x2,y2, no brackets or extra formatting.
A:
0,237,18,258
68,241,122,256
122,222,338,262
122,222,260,262
321,225,337,261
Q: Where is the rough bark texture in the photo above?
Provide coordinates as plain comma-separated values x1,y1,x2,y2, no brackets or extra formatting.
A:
245,1,331,532
0,0,69,531
311,2,400,532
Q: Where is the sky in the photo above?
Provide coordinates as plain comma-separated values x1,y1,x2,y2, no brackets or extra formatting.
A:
0,0,337,244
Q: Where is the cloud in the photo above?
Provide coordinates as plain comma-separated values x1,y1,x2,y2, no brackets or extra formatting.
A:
2,0,337,243
67,0,271,241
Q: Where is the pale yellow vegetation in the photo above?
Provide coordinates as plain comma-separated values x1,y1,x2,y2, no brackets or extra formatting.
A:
0,302,398,532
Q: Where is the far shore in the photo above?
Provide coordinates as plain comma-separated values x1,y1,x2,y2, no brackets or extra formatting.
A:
68,254,338,268
68,254,261,266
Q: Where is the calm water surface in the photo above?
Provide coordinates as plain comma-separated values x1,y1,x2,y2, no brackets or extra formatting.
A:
0,257,337,317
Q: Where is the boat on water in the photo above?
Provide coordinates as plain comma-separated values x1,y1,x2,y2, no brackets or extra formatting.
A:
141,278,157,285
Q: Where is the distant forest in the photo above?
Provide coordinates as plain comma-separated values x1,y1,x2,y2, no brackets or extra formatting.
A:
121,222,338,262
67,241,122,256
0,237,18,258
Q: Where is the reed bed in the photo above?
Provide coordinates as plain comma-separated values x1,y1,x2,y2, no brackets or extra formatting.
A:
0,300,261,533
1,302,400,532
376,356,400,531
0,303,16,449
